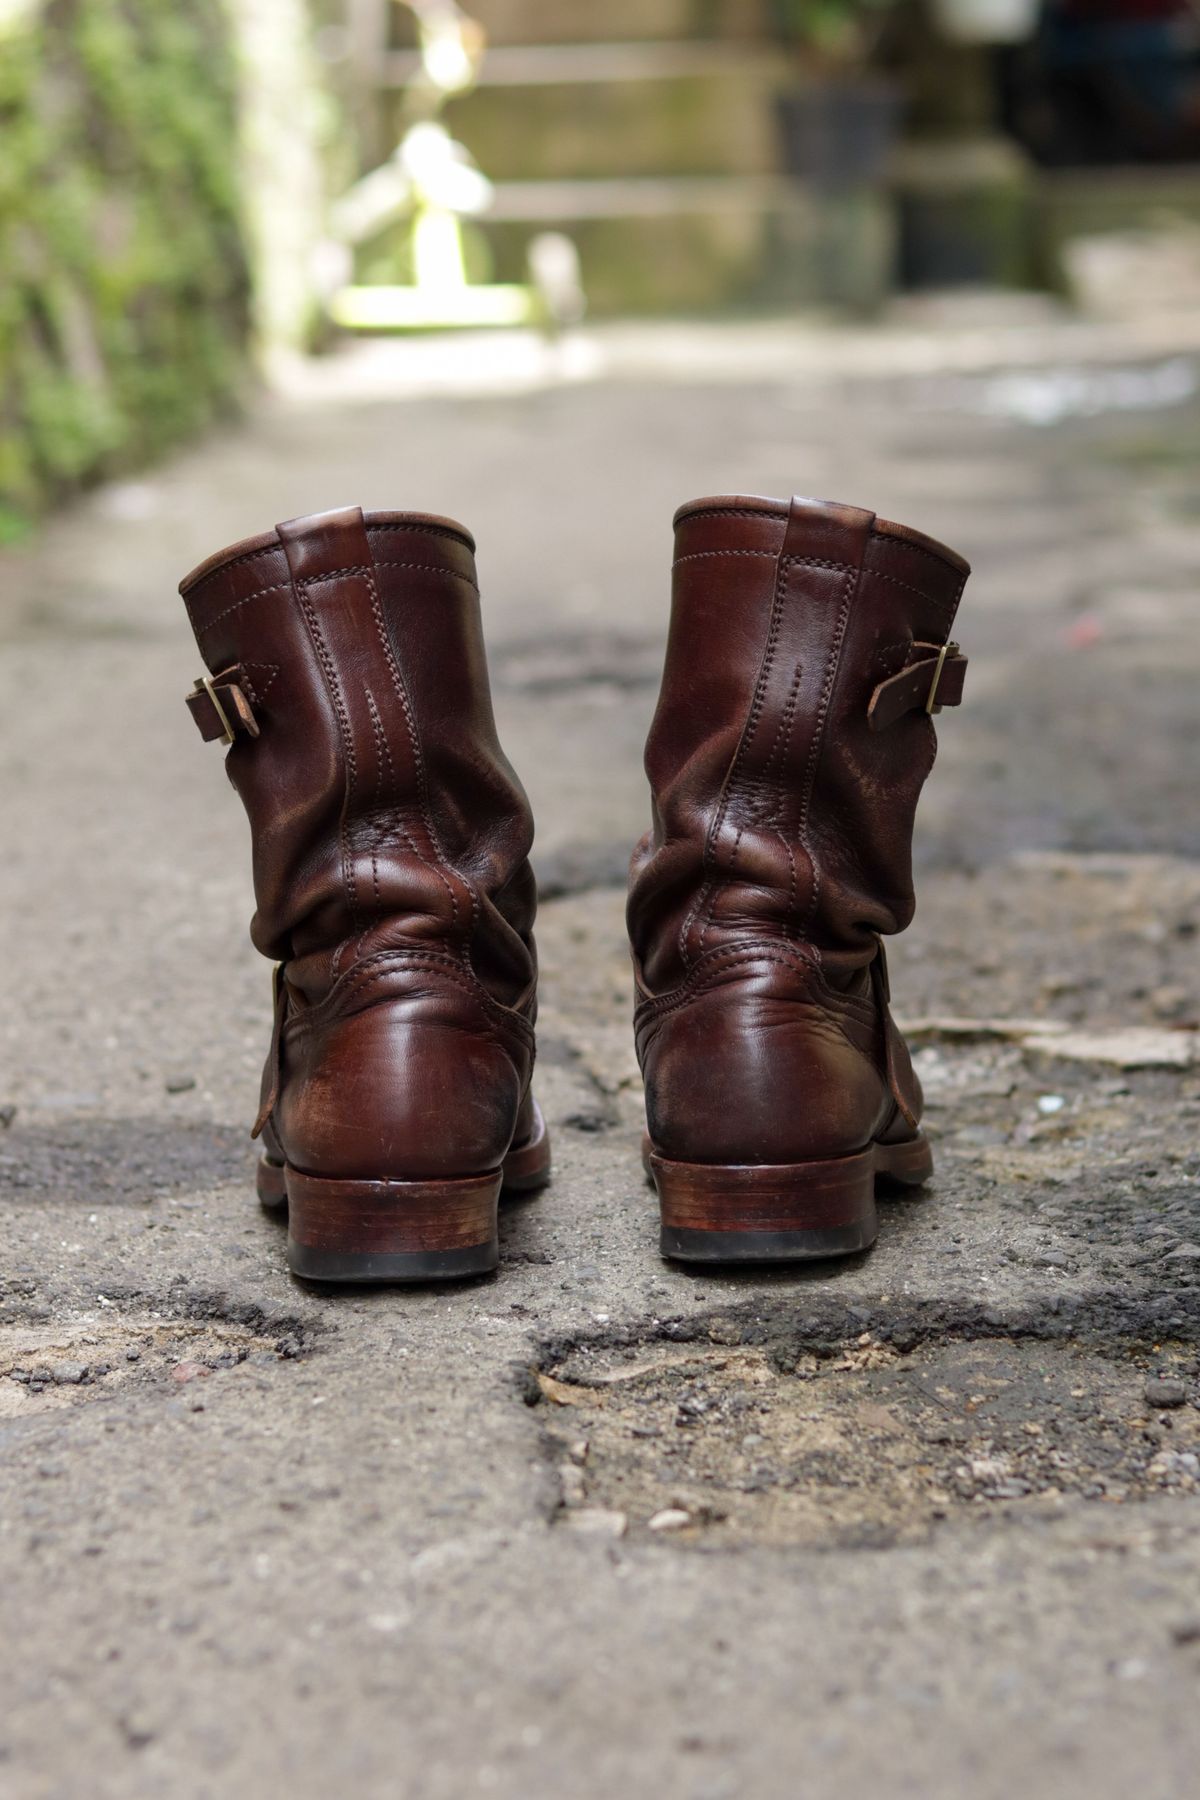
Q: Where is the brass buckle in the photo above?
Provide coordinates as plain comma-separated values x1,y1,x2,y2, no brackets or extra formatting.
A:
193,674,235,745
925,641,959,715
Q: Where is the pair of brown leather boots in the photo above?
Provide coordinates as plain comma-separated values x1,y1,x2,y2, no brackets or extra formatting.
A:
181,495,969,1284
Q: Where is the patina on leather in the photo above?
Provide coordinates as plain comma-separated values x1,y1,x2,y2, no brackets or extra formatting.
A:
628,493,970,1263
180,504,549,1282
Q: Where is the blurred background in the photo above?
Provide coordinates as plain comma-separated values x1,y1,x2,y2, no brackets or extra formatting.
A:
3,8,1200,1797
4,0,1200,525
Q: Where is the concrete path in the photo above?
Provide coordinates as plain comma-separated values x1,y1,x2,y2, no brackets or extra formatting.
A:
2,314,1199,1798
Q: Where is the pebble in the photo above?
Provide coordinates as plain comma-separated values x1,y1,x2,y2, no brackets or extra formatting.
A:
562,1112,612,1134
171,1361,212,1384
559,1464,586,1507
50,1363,87,1385
0,1103,16,1129
562,1508,626,1538
648,1508,692,1532
164,1074,197,1094
1144,1377,1188,1408
1037,1095,1066,1115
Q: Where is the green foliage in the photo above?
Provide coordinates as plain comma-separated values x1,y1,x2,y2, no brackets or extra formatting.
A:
770,0,898,64
0,0,251,526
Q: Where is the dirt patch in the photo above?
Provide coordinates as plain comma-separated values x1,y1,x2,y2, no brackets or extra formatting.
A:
538,1332,1200,1548
0,1312,304,1417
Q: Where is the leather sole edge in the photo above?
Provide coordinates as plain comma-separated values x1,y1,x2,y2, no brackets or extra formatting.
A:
647,1134,933,1266
255,1102,552,1285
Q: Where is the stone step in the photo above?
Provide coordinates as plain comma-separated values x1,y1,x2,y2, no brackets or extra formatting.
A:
486,174,793,220
383,40,786,86
472,176,893,316
438,0,773,47
385,47,792,182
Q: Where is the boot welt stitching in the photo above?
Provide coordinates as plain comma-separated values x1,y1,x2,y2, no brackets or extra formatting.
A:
297,564,371,583
863,568,957,626
182,542,280,598
635,958,880,1050
369,520,474,550
291,949,536,1046
863,563,963,619
290,965,532,1048
239,661,282,705
637,941,875,1025
191,581,290,639
871,526,970,584
307,941,526,1015
374,558,479,593
671,549,778,567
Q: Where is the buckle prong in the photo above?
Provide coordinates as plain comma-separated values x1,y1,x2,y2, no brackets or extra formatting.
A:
925,641,959,715
194,674,235,746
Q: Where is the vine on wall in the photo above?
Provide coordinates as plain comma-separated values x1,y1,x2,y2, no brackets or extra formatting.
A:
0,0,250,536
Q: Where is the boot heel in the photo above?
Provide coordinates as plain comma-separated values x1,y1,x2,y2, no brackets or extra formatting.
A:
284,1168,502,1284
649,1149,879,1264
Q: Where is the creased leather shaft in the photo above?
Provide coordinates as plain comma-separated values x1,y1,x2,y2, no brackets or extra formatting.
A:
180,505,540,1182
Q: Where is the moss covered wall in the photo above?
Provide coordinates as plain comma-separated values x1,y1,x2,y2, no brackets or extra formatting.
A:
0,0,250,536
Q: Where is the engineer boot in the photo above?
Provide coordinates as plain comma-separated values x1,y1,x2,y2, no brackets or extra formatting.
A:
180,505,549,1282
628,494,970,1263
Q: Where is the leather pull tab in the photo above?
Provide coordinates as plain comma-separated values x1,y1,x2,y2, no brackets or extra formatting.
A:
277,505,373,585
251,964,287,1139
781,496,876,570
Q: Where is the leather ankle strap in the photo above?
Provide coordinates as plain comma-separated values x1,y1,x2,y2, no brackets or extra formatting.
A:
867,641,967,732
186,671,259,744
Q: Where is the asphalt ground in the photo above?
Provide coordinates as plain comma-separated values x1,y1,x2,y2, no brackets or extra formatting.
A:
2,315,1199,1798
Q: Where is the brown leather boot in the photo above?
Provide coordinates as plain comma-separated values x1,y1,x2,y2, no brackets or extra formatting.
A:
180,505,550,1283
628,494,970,1264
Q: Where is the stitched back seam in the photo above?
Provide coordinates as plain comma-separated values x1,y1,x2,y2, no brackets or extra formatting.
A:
296,593,359,961
365,562,467,936
796,560,858,935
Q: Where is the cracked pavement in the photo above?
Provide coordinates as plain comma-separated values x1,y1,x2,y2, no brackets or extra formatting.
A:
2,315,1199,1798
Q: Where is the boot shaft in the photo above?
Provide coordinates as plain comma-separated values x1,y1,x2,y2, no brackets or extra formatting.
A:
628,494,970,991
180,506,536,1006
